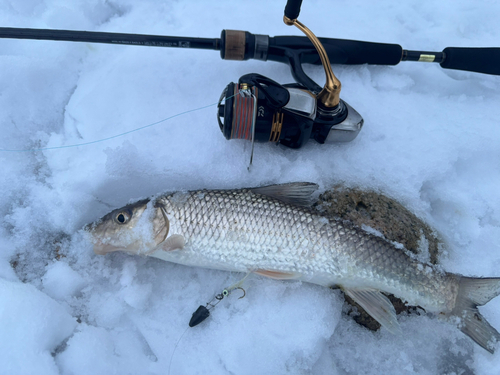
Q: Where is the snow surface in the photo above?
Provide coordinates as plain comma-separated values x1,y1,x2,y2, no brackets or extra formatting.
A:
1,0,500,374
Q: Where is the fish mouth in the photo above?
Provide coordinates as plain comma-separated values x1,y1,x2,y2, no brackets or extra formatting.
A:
92,241,130,255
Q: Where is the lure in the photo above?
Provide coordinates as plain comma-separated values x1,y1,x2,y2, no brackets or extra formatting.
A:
189,274,250,327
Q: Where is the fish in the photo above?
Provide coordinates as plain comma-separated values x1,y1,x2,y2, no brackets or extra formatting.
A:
86,182,500,353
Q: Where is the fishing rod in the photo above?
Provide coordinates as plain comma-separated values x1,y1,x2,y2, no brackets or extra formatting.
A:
2,27,498,75
1,0,499,152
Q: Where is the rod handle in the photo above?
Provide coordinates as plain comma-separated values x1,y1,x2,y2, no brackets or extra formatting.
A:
319,38,403,65
440,47,500,75
284,0,303,20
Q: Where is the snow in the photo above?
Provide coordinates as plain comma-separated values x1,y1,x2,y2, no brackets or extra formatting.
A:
0,278,77,375
1,0,500,373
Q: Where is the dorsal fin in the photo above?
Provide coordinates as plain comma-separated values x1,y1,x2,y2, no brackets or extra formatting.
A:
251,182,318,207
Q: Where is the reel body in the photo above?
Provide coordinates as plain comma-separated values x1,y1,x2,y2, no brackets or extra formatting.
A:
217,73,363,149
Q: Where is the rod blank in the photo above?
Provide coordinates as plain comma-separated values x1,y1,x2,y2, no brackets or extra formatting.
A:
0,27,220,50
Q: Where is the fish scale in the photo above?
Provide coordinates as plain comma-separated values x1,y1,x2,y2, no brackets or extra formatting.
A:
88,183,500,352
156,189,453,310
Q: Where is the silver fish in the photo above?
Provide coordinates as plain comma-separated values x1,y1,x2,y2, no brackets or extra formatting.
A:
86,182,500,353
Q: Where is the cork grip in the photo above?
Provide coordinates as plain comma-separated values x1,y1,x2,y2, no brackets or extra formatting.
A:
223,30,246,61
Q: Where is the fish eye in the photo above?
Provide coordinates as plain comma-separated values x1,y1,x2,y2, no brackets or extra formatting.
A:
114,209,132,225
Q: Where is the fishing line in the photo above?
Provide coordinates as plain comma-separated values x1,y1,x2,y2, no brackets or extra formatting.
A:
0,94,238,153
168,326,189,375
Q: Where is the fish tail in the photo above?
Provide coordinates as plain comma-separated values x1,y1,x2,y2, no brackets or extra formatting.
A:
453,277,500,353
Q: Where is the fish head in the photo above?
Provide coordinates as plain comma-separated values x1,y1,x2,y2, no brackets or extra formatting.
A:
85,199,169,255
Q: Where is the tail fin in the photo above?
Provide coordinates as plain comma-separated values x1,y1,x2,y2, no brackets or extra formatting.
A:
453,277,500,353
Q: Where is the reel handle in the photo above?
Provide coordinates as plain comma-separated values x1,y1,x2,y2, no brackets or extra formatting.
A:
284,0,303,20
283,0,342,108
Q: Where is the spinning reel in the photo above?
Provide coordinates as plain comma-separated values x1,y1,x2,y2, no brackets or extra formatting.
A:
217,0,363,150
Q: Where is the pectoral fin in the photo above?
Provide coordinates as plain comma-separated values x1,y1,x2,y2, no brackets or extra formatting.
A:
159,234,185,252
254,269,301,280
343,288,401,334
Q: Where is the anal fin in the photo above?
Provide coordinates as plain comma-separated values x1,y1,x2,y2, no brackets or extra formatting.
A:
254,269,301,280
343,288,401,334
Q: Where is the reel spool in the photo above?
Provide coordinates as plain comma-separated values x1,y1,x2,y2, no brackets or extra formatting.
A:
217,0,364,150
